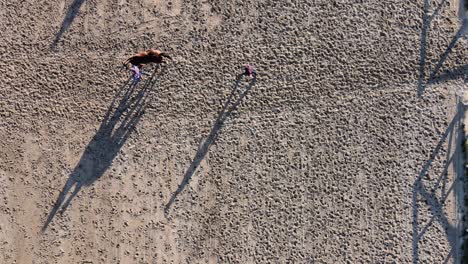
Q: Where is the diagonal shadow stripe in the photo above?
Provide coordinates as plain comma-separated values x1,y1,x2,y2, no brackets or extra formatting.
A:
42,66,162,231
51,0,86,50
164,74,257,216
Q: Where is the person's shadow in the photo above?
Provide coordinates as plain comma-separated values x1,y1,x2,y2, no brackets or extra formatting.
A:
42,66,162,231
164,74,257,216
51,0,86,50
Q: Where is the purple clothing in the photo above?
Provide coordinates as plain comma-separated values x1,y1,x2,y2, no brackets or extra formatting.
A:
244,64,256,77
131,65,142,81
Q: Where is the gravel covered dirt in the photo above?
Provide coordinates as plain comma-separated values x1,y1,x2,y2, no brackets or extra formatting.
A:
0,0,466,263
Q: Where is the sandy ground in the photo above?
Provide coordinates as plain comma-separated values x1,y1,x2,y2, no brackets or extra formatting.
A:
0,0,467,263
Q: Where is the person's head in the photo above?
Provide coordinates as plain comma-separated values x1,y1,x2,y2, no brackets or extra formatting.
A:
244,64,252,73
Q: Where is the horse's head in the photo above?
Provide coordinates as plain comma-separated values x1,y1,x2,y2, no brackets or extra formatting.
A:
161,53,173,60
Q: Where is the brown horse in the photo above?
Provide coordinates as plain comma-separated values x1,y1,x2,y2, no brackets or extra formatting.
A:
123,49,172,69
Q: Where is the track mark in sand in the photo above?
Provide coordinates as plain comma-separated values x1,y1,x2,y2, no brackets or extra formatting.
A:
162,0,181,16
201,1,222,31
22,134,41,166
0,169,15,264
108,19,163,39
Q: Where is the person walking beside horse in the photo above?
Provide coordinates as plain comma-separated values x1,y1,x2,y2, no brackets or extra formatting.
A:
124,49,172,69
123,49,172,81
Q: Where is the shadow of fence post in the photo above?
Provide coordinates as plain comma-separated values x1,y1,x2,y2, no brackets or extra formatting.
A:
412,102,463,263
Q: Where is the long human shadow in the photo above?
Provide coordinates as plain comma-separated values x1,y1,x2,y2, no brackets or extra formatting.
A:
164,74,257,215
51,0,86,49
42,66,162,231
412,102,463,263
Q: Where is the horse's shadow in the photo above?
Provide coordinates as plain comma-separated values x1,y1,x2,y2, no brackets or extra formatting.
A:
42,67,161,231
